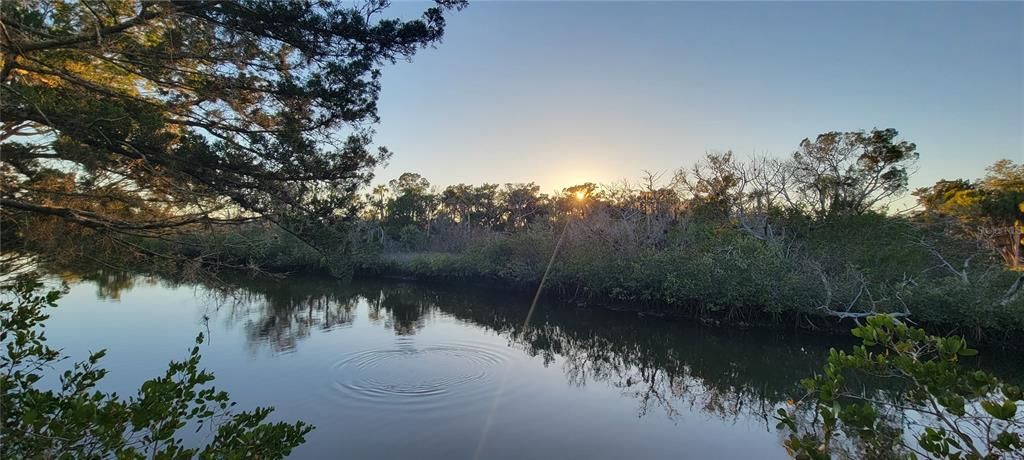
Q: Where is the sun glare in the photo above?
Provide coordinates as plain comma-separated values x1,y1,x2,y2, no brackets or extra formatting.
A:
575,191,586,201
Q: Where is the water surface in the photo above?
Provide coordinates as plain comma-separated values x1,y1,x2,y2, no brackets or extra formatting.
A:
43,271,993,459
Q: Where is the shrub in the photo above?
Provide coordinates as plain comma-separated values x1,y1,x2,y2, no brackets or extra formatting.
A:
776,315,1023,459
0,276,312,458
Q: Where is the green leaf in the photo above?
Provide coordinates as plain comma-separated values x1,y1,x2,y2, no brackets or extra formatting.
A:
981,400,1017,420
957,348,977,357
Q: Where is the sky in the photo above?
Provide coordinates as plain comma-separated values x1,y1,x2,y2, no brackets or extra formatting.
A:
371,1,1024,195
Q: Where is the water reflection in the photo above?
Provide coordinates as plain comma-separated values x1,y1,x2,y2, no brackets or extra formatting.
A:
55,268,149,300
49,270,1023,458
81,271,840,425
211,286,359,353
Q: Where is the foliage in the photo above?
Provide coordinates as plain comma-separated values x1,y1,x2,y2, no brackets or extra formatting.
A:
384,173,437,235
677,151,742,218
0,276,312,458
360,208,1024,336
15,123,1024,337
359,129,923,255
915,160,1024,269
174,224,329,273
790,128,919,218
776,315,1023,459
1,0,465,261
342,139,1022,337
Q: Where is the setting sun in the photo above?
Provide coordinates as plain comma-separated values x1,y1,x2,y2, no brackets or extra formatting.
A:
575,191,586,201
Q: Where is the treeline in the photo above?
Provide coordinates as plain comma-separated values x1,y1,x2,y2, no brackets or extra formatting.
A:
336,129,1022,337
357,131,1018,266
361,129,924,250
15,128,1024,338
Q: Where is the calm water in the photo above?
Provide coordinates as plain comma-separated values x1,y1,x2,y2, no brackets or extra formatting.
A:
38,271,1020,459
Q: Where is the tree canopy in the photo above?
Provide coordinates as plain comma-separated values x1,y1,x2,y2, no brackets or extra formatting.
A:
915,159,1024,269
0,0,465,258
790,128,918,217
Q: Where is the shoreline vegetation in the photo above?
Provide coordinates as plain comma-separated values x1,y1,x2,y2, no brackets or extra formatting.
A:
190,140,1022,344
29,135,1019,345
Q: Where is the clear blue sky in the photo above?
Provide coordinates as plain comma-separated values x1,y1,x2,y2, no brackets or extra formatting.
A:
372,1,1023,194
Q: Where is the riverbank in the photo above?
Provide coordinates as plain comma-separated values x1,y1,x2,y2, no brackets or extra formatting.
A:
29,242,1024,351
357,257,1022,348
21,211,1024,346
350,215,1024,347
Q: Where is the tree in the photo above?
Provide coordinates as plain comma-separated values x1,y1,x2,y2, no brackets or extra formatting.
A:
471,183,502,229
0,0,466,261
914,179,975,213
500,182,546,230
982,160,1024,193
915,160,1024,269
790,128,918,218
974,161,1024,269
440,183,476,224
1,276,313,458
385,172,436,239
676,151,742,219
558,182,599,217
388,172,432,197
365,184,391,221
776,315,1023,459
633,170,681,220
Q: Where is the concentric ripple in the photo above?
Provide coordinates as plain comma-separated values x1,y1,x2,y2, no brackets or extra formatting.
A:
326,340,512,410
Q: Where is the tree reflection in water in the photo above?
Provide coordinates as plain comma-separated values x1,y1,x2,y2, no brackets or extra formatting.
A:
55,269,1024,458
81,272,845,425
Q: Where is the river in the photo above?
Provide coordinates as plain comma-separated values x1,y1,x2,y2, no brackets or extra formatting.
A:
38,270,1021,459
